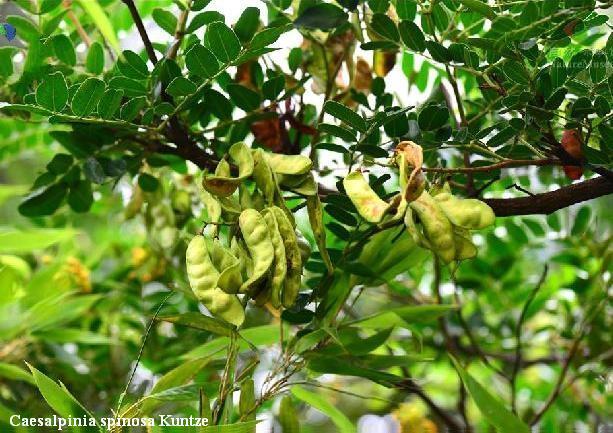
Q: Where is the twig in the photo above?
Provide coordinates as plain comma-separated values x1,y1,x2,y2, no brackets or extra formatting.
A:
167,0,193,60
422,158,559,174
62,0,91,47
121,0,158,64
510,266,548,413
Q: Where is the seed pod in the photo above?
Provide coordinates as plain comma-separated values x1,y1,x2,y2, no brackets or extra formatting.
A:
186,236,244,326
238,209,275,294
404,206,432,249
453,228,478,261
252,148,277,204
279,172,318,196
343,171,390,223
239,379,256,422
306,195,333,274
262,208,287,308
296,231,312,264
203,142,254,197
148,200,178,250
206,238,243,294
265,153,312,175
433,193,495,230
270,206,302,308
409,191,455,264
278,396,300,433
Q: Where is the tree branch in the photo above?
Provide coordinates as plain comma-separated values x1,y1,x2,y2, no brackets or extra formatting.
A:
484,176,613,216
422,158,559,174
121,0,158,64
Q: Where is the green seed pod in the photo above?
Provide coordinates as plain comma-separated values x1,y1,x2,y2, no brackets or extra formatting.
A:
296,231,312,263
343,171,390,223
270,206,302,307
252,149,276,204
186,236,244,326
278,172,318,196
409,191,456,264
453,227,478,261
203,142,254,197
433,193,495,230
206,238,243,294
262,208,287,308
265,153,312,175
238,209,275,294
239,379,256,422
278,396,300,433
306,195,332,274
404,206,432,249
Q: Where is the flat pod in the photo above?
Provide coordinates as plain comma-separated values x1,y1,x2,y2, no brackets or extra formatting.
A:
265,153,312,175
262,208,287,308
409,191,456,264
343,171,390,223
306,195,333,274
186,236,244,326
453,227,478,260
434,193,495,230
205,237,242,294
270,206,302,308
203,142,254,197
238,209,275,293
252,149,277,204
404,206,431,249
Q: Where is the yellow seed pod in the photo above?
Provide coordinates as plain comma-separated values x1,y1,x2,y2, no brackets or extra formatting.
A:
453,227,478,261
434,193,495,230
262,208,287,308
203,142,254,197
238,209,275,294
343,171,390,223
265,153,312,175
186,236,244,326
269,206,302,308
409,191,456,264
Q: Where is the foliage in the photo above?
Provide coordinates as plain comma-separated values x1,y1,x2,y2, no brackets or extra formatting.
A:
0,0,611,432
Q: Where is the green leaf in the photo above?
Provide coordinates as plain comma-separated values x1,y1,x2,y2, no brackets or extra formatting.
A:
458,0,496,19
371,13,400,42
75,0,120,54
488,126,516,146
52,34,76,66
571,206,591,235
185,44,220,78
318,123,357,142
36,72,68,112
589,51,606,83
98,89,124,120
451,356,529,433
294,3,348,30
349,304,457,329
117,50,149,79
571,97,593,118
0,228,75,253
288,47,302,72
503,60,530,85
18,183,67,217
166,77,198,98
86,41,105,74
47,154,73,174
425,40,451,62
40,0,62,14
119,96,147,121
0,47,15,77
594,95,610,117
199,421,261,433
249,25,291,50
26,363,96,430
323,100,367,132
186,11,225,33
399,20,426,52
71,78,105,117
138,173,160,192
418,105,449,130
396,0,417,20
543,87,566,110
262,75,285,100
109,76,147,97
83,157,106,184
157,312,233,336
67,180,93,213
291,386,355,433
141,356,211,415
227,84,261,111
152,7,178,35
6,15,40,42
0,362,34,384
234,7,260,43
204,22,241,63
550,58,566,88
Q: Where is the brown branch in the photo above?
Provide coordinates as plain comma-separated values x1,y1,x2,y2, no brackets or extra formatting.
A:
167,0,193,60
423,158,559,174
63,0,91,47
484,176,613,216
121,0,158,64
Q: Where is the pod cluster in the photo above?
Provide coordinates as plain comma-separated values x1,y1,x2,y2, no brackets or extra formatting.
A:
186,142,319,326
344,141,495,265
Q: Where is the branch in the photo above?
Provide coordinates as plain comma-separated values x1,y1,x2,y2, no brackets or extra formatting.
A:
122,0,158,64
422,158,559,174
167,0,193,60
484,176,613,216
